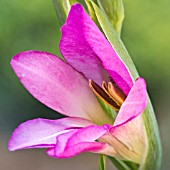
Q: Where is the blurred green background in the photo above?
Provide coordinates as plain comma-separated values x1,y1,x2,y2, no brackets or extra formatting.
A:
0,0,169,169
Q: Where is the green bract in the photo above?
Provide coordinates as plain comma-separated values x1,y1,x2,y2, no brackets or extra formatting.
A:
53,0,82,25
85,0,124,35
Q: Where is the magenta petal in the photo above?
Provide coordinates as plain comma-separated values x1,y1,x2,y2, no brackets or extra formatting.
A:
8,117,93,151
60,4,133,94
11,51,110,123
114,78,147,127
47,125,110,158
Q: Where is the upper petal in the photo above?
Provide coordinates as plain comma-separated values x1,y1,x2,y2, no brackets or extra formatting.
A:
8,117,94,151
114,77,147,127
60,4,133,95
11,51,112,124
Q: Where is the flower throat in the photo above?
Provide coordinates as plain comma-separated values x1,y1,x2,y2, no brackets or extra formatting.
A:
89,79,126,111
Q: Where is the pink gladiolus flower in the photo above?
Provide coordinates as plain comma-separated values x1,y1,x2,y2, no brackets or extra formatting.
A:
8,4,147,163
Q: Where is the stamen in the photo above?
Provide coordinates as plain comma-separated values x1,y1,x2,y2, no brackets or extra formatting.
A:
102,81,120,106
108,82,126,105
89,80,120,111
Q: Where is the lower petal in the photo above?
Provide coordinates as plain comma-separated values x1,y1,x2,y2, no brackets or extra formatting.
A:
108,116,145,163
8,117,93,151
111,116,145,158
47,125,111,158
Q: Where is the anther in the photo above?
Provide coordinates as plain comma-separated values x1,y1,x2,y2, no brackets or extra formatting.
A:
89,79,126,112
89,80,120,111
108,82,126,105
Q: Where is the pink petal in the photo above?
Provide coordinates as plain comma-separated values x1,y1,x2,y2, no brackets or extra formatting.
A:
8,117,94,151
11,51,111,124
47,125,110,158
60,4,133,95
114,78,147,127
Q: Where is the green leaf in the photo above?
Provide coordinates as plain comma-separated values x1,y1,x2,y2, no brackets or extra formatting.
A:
123,161,139,170
86,1,162,169
99,155,106,170
108,157,132,170
109,157,139,170
97,0,124,35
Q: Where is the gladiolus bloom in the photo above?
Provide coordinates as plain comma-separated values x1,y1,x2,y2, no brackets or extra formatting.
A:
8,4,147,164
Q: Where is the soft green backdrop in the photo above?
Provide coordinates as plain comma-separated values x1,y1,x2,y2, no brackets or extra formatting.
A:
0,0,169,169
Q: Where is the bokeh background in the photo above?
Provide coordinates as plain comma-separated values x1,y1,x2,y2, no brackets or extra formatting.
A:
0,0,170,169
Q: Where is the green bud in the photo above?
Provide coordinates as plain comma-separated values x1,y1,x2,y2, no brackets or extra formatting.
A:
85,0,102,30
97,0,124,35
53,0,78,25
